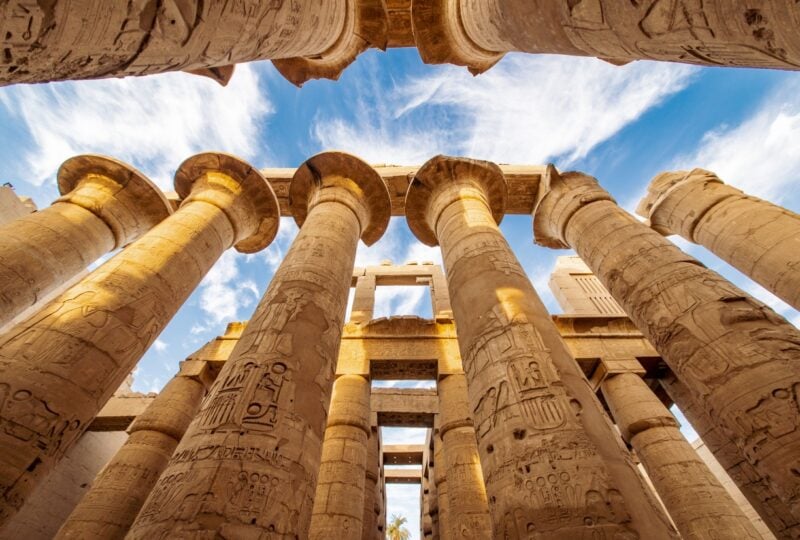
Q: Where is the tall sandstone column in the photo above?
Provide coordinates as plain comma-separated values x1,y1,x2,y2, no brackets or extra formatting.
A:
660,374,800,539
599,362,761,539
56,360,214,539
309,374,371,538
533,166,800,523
637,168,800,311
433,434,453,540
362,426,380,540
127,151,391,538
0,0,389,86
0,155,172,329
0,152,278,527
437,373,492,539
405,156,677,539
412,1,800,73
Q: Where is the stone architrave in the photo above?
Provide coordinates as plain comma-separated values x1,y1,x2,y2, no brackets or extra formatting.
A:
411,1,800,73
55,360,215,539
0,152,279,527
309,374,371,538
362,426,380,540
533,166,800,523
0,1,389,86
437,373,491,539
127,152,391,538
0,155,172,329
637,168,800,311
405,156,677,539
660,374,800,539
433,434,453,540
599,361,761,540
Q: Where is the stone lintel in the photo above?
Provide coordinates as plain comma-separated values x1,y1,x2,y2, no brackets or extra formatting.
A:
90,395,157,431
260,164,543,217
372,388,438,427
383,444,425,466
588,357,647,392
385,467,422,484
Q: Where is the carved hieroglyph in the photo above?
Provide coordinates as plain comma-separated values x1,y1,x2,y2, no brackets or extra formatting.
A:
432,434,453,540
638,168,800,311
413,0,800,73
0,152,278,528
55,360,214,539
0,0,387,86
406,156,677,538
600,366,760,539
127,152,390,538
0,155,172,329
437,373,492,539
534,167,800,524
660,373,800,539
362,426,380,540
308,374,371,538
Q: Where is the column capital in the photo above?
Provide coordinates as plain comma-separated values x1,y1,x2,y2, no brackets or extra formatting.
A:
175,152,280,253
533,165,614,249
57,155,173,248
290,151,390,246
636,168,728,237
273,0,388,86
411,0,503,73
177,359,216,390
405,155,506,247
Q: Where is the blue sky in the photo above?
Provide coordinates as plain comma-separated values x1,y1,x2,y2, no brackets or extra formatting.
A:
1,49,799,538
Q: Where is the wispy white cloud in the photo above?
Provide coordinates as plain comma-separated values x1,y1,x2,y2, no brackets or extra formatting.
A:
673,78,800,203
198,250,260,325
153,338,168,353
0,65,272,189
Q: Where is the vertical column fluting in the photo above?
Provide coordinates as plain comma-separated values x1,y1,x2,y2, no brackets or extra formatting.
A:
411,1,800,73
437,373,491,538
432,434,453,540
533,166,800,523
309,374,371,538
56,360,214,539
361,426,380,540
637,168,800,311
600,367,760,539
659,374,800,538
0,152,278,527
405,156,677,539
127,151,390,538
0,155,172,329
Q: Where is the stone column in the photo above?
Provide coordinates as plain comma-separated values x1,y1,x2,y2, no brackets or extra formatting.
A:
437,373,491,538
0,152,278,527
660,374,800,539
411,1,800,73
362,426,380,540
127,151,391,538
432,434,453,540
1,1,391,86
637,168,800,311
0,155,172,329
598,360,760,539
309,374,371,538
427,447,440,540
533,166,800,523
406,156,677,538
55,360,215,539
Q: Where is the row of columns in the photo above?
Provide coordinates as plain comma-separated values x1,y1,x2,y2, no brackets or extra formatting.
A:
2,149,799,538
4,1,800,86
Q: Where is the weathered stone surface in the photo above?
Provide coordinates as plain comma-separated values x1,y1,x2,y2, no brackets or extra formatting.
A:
0,155,171,329
602,369,760,539
437,373,492,539
432,434,452,540
127,151,390,538
55,361,213,539
533,166,800,524
0,152,278,527
309,374,371,538
361,427,380,540
638,168,800,311
0,185,36,227
407,155,677,538
413,1,800,72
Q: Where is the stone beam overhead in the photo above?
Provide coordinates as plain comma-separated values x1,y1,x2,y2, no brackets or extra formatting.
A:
372,388,438,428
383,445,425,466
260,165,545,217
385,468,422,484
